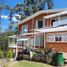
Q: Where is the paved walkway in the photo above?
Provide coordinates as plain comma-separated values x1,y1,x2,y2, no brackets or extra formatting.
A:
0,59,8,67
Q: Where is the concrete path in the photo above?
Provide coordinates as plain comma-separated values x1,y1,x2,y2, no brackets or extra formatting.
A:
0,58,8,67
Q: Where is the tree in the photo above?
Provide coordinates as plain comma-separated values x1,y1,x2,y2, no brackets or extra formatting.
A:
46,0,53,9
12,0,53,21
23,0,53,16
6,5,14,32
0,4,3,33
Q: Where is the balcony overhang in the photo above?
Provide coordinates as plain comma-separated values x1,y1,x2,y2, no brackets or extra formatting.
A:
8,35,17,38
8,46,22,48
34,26,67,33
44,11,67,19
19,32,40,36
17,38,29,41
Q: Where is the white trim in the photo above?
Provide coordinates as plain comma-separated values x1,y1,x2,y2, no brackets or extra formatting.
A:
16,8,67,26
17,38,29,41
34,25,67,33
19,32,40,36
8,35,17,38
21,24,28,33
44,11,67,19
35,20,38,29
8,46,22,48
35,19,44,29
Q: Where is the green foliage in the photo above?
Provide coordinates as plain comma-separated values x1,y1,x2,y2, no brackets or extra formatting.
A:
0,49,4,58
7,49,13,59
0,31,15,52
0,4,3,10
23,0,54,16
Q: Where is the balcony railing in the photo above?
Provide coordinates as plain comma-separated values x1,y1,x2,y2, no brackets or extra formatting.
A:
53,18,67,27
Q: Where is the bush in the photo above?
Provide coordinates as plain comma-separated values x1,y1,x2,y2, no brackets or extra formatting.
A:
0,50,4,58
7,49,13,60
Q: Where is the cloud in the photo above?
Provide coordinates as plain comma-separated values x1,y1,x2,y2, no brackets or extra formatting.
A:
12,17,20,22
0,14,20,22
14,14,21,19
12,17,17,22
1,15,9,19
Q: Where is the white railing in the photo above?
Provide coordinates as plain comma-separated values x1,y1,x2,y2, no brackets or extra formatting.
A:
8,44,17,47
53,18,67,27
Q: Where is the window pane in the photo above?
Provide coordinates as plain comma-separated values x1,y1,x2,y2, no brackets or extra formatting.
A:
38,20,43,28
47,34,55,42
62,33,67,42
35,37,40,46
22,25,28,33
40,36,44,46
35,36,44,46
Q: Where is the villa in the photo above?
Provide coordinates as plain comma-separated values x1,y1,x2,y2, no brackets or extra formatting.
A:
8,8,67,58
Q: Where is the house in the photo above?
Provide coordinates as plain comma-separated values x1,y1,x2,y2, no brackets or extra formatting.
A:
8,8,67,58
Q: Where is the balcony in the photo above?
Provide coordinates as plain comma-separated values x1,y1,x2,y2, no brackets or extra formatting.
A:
53,18,67,27
34,25,67,33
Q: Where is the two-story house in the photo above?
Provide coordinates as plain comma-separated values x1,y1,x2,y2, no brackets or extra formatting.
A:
8,9,67,57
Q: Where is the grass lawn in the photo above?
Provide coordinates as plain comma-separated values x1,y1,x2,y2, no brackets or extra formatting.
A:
5,60,53,67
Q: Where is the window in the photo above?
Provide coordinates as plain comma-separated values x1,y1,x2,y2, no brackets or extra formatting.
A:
38,20,43,28
15,38,17,44
30,36,44,47
47,33,67,42
35,36,44,46
17,41,24,46
62,33,67,42
51,18,58,27
51,22,53,27
36,20,43,28
51,19,56,23
22,25,28,33
47,34,55,42
55,34,62,41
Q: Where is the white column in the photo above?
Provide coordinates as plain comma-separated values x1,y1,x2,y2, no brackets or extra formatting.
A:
15,38,18,60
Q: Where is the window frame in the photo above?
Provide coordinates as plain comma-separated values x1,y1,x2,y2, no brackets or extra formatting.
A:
35,19,44,29
21,24,28,33
47,32,67,43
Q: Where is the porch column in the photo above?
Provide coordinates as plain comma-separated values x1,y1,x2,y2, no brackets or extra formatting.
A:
15,39,18,60
44,33,46,48
32,18,35,49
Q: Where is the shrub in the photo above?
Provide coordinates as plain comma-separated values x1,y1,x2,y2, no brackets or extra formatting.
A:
0,50,4,58
7,49,13,60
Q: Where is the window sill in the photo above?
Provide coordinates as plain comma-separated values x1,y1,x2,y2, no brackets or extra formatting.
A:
47,41,67,43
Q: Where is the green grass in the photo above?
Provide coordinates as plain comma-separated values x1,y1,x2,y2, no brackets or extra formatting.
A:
5,60,53,67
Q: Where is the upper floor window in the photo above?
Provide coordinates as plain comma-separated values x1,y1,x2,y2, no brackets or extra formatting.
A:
36,20,43,28
51,18,58,27
22,24,28,33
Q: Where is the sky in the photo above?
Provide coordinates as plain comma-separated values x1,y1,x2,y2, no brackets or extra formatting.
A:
0,0,67,31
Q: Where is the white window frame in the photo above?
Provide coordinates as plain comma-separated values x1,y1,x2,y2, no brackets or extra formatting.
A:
51,17,58,27
22,24,28,33
47,34,55,42
62,33,67,42
55,33,62,42
35,19,44,29
47,32,67,42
